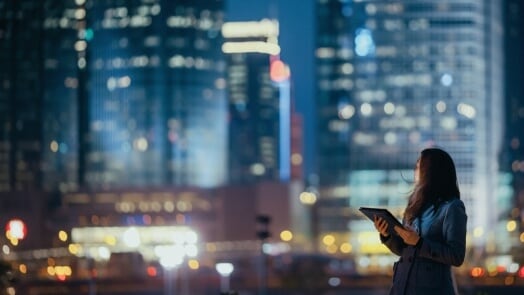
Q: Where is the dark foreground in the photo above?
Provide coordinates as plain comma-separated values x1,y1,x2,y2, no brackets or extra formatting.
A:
15,276,524,295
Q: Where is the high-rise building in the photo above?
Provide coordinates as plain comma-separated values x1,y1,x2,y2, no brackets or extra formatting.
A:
0,0,44,192
41,0,83,193
314,0,504,266
0,0,50,250
41,0,227,191
503,0,524,263
223,19,294,183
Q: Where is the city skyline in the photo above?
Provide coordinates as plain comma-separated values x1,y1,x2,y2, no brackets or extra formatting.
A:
0,1,523,291
1,1,520,240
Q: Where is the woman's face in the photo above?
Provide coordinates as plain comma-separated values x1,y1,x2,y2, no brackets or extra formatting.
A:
414,158,420,183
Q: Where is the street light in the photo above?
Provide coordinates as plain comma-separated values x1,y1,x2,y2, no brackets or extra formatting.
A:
215,262,234,293
158,246,184,295
156,229,198,295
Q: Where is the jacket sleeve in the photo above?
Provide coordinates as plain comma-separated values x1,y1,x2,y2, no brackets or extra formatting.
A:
380,233,406,256
417,199,467,266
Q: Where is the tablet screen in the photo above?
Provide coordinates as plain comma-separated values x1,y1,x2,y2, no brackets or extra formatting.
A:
359,207,404,235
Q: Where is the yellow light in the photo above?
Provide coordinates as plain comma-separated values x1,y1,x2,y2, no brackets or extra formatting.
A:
506,220,517,232
55,266,72,276
299,192,317,205
188,259,199,270
326,244,338,254
19,264,27,274
340,243,353,253
322,234,335,246
520,232,524,243
104,235,117,246
280,230,293,242
473,226,484,238
47,266,55,276
291,153,302,165
486,262,497,274
68,243,81,255
58,230,68,242
8,238,18,246
65,266,72,276
50,141,59,152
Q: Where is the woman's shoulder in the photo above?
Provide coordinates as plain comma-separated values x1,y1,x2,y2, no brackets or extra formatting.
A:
446,197,463,205
440,196,463,206
441,197,466,215
434,197,464,214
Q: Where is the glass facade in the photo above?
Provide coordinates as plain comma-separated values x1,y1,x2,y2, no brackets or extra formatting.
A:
40,0,227,191
503,0,524,262
315,0,504,261
224,20,287,183
0,0,44,192
41,0,82,193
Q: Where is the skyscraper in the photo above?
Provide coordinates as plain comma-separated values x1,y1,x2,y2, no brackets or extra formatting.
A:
223,19,294,183
0,0,48,250
314,0,504,265
503,0,524,262
41,0,227,191
0,0,44,192
41,0,84,193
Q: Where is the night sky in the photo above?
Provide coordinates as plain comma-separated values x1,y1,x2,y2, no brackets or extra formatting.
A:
226,0,316,177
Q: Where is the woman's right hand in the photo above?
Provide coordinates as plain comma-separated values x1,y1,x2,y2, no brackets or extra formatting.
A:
373,215,389,237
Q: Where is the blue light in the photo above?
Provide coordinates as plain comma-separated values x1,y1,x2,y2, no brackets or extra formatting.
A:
85,28,94,41
278,80,291,181
354,28,375,57
59,143,69,154
234,101,246,112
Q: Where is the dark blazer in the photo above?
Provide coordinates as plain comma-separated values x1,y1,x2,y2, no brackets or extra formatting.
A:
381,198,467,295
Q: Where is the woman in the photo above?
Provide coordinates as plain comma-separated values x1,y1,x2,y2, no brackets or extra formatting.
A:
374,147,467,295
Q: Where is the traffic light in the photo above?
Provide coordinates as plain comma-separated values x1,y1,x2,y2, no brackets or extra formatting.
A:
255,214,271,240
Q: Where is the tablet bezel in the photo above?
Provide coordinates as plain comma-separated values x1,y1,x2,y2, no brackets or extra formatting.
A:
358,207,404,235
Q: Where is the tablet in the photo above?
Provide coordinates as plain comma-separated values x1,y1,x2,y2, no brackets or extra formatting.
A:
358,207,404,235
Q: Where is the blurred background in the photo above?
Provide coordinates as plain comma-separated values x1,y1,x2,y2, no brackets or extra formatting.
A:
0,0,523,294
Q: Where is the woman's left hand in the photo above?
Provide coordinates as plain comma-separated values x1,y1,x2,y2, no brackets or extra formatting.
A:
394,226,420,246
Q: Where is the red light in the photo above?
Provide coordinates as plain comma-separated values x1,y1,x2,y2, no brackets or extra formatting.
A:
470,267,485,278
147,266,157,277
270,59,290,82
6,219,26,240
518,266,524,278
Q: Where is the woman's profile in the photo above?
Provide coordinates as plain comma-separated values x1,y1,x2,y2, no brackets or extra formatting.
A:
373,147,467,295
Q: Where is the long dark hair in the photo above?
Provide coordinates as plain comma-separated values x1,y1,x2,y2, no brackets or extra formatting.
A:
404,148,460,224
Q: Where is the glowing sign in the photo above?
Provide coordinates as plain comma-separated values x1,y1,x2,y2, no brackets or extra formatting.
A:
222,19,279,38
6,219,26,240
270,59,290,82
